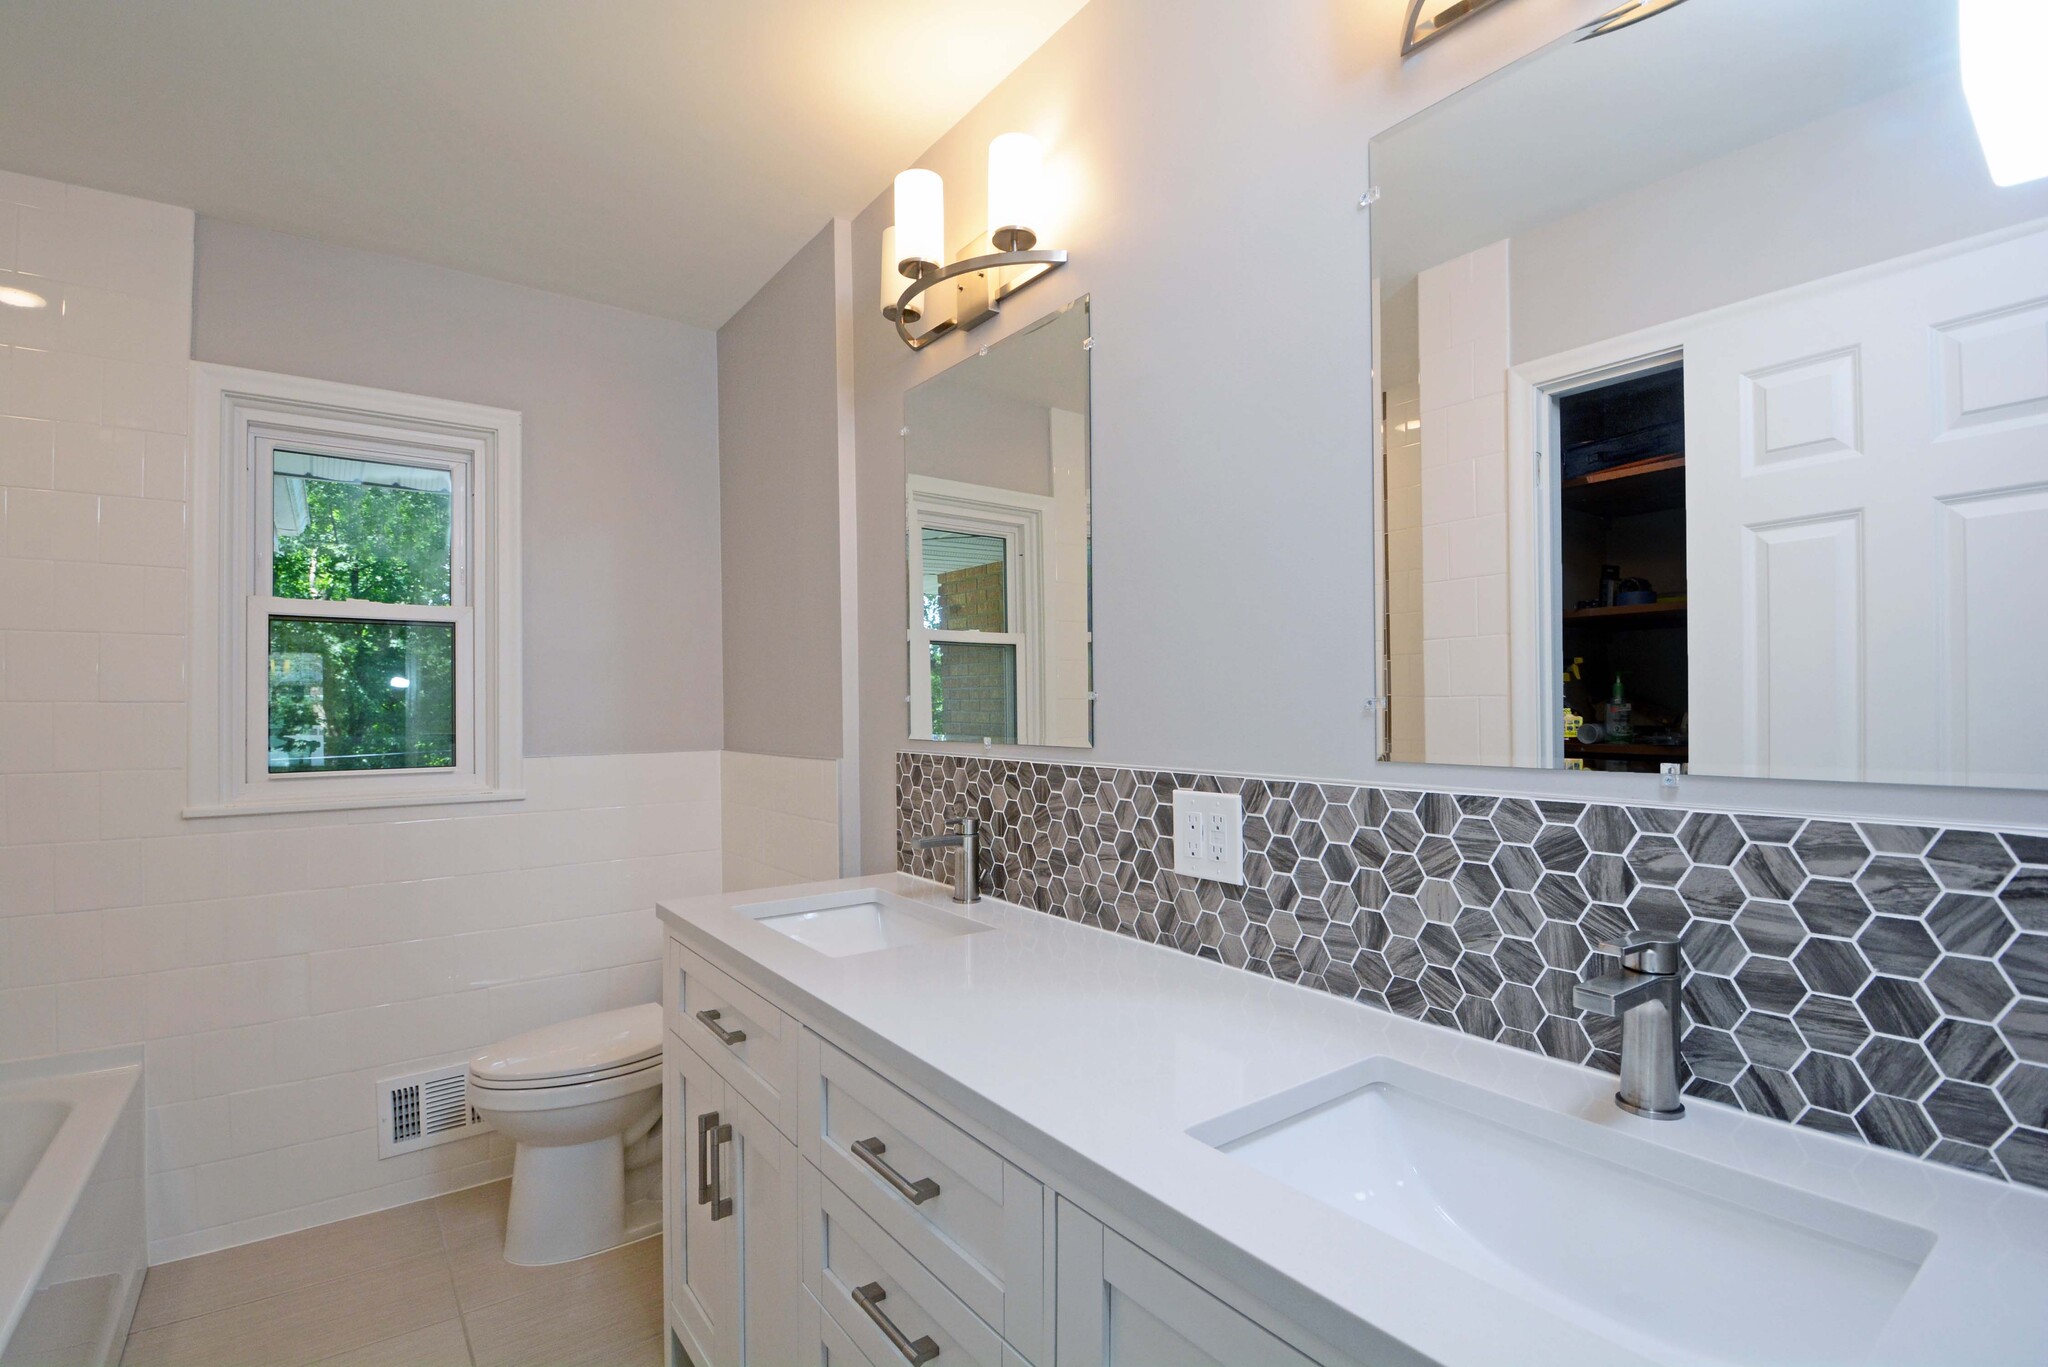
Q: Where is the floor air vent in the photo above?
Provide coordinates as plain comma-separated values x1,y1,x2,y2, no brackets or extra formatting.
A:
379,1063,491,1158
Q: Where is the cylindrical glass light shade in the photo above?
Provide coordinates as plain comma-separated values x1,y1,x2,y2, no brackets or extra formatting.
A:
880,226,919,321
893,169,945,274
987,133,1043,251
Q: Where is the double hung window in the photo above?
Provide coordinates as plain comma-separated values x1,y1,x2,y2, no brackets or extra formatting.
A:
189,367,521,815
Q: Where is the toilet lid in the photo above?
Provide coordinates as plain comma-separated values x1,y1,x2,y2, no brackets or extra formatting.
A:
469,1002,663,1085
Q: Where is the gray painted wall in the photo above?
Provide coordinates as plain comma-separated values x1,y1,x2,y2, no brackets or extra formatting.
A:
1510,75,2048,364
717,222,845,759
906,385,1053,496
847,0,2048,873
192,217,723,758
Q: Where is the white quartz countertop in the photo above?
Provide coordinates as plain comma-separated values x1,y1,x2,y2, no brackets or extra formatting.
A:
657,875,2048,1367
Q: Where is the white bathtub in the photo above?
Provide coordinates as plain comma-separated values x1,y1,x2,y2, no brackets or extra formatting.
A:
0,1051,145,1367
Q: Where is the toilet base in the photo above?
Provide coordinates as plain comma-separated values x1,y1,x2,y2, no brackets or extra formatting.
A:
505,1133,627,1266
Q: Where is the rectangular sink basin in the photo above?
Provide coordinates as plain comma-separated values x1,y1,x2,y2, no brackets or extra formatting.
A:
737,888,990,958
1191,1059,1934,1366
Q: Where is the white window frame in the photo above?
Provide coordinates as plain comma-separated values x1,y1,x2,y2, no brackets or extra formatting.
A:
907,475,1052,744
188,364,522,817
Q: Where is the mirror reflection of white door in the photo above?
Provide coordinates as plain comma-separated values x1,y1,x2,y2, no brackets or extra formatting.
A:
1687,224,2048,787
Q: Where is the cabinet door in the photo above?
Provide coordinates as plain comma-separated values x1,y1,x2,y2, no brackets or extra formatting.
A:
1055,1200,1317,1367
728,1089,800,1366
668,1034,737,1367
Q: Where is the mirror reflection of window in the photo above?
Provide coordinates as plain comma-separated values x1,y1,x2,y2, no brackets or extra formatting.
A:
1369,0,2048,790
904,297,1092,748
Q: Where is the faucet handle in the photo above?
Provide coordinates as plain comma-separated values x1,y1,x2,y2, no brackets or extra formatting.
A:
1596,934,1682,975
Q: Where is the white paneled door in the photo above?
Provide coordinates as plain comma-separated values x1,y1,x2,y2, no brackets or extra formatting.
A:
1686,225,2048,787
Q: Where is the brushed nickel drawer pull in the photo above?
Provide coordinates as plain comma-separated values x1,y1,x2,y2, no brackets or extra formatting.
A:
695,1110,718,1205
851,1137,941,1205
696,1008,747,1046
708,1119,734,1221
850,1282,939,1365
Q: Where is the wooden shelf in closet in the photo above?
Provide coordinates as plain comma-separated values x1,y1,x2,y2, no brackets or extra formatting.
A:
1566,740,1689,760
1559,454,1685,517
1561,601,1687,627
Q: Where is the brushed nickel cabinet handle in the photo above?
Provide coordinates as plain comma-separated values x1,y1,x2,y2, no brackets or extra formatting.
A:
708,1119,734,1220
696,1008,747,1046
851,1137,941,1205
695,1110,718,1205
850,1282,939,1364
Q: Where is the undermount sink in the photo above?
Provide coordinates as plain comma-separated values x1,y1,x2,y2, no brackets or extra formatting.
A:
1190,1059,1935,1366
737,888,991,958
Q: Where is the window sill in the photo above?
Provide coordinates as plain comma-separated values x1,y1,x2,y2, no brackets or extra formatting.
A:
182,786,527,820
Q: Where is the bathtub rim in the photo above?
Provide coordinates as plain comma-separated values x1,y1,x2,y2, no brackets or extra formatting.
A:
0,1046,143,1354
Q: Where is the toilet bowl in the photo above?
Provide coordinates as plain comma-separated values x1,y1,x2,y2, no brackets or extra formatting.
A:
469,1003,664,1266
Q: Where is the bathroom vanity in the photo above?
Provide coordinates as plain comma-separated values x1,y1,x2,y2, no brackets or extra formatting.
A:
657,875,2048,1367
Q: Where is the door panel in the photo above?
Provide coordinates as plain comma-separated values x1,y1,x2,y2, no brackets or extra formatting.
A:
730,1090,800,1367
1687,225,2048,785
668,1034,736,1367
1053,1199,1315,1367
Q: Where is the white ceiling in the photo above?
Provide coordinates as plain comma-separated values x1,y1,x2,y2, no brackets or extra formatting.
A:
1370,0,1962,290
0,0,1091,328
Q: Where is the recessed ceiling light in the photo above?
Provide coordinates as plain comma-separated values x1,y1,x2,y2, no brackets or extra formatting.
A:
0,285,48,309
1962,0,2048,187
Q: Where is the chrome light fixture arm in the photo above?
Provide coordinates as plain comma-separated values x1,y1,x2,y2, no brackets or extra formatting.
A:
893,248,1068,351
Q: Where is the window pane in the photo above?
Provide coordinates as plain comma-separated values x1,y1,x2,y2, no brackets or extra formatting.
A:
929,641,1016,743
268,617,456,772
921,529,1007,631
273,451,454,606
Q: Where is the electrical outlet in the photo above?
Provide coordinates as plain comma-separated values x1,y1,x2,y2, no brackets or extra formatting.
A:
1660,762,1683,789
1173,789,1244,885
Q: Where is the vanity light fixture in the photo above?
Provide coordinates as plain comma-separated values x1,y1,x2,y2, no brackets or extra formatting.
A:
1961,0,2048,187
0,285,47,309
1401,0,1516,56
881,133,1067,351
1574,0,1691,41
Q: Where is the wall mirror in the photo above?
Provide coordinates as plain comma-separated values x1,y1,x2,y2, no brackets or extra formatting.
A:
1371,0,2048,788
906,296,1092,747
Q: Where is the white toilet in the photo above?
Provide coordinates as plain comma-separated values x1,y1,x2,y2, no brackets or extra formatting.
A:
468,1002,664,1266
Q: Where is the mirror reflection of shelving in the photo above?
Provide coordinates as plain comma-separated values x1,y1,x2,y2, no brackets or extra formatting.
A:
1557,366,1688,774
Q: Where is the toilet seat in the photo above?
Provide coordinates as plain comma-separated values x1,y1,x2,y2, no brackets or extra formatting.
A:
468,1058,660,1112
470,1055,660,1092
469,1002,662,1090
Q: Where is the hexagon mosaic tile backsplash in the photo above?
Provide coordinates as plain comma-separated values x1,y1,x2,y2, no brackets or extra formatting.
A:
897,752,2048,1191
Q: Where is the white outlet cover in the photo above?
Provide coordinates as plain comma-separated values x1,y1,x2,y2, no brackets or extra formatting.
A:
1173,789,1245,886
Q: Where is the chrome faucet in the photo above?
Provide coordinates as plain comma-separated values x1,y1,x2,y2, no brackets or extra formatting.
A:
1573,933,1685,1120
912,815,981,903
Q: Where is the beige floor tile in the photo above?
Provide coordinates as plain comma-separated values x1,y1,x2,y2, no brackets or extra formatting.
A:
449,1230,659,1314
132,1201,446,1331
121,1251,458,1367
309,1319,474,1367
461,1239,662,1367
547,1331,663,1367
434,1180,511,1252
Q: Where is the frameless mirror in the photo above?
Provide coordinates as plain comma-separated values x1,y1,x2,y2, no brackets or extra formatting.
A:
906,296,1092,747
1371,0,2048,788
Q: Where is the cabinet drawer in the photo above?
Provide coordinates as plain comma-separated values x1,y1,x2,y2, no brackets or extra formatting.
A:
800,1036,1046,1362
803,1162,1032,1367
799,1286,885,1367
668,934,798,1137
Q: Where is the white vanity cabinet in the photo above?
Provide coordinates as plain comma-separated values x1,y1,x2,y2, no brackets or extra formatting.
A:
662,1027,799,1367
662,930,1341,1367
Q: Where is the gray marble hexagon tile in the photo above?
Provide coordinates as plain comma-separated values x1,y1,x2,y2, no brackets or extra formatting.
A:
899,752,2048,1192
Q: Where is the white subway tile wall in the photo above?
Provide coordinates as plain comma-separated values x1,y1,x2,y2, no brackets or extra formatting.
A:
720,750,841,892
0,173,723,1262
